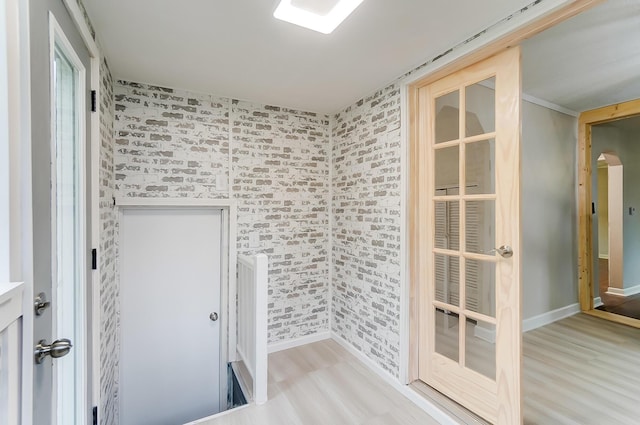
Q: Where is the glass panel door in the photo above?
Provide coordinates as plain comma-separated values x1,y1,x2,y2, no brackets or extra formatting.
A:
52,39,85,425
418,47,522,424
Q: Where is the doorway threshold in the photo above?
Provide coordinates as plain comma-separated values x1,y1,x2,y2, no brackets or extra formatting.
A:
409,381,491,425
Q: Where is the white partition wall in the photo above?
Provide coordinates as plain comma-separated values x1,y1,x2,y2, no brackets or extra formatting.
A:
0,282,24,425
236,254,268,404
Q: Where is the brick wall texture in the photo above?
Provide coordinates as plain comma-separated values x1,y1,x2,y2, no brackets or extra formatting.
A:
76,0,120,421
231,100,331,340
98,58,119,425
331,83,403,377
113,78,403,385
114,82,331,343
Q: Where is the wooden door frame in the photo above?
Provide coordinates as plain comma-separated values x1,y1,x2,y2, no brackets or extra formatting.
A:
578,99,640,328
407,0,603,384
413,47,523,425
404,0,605,421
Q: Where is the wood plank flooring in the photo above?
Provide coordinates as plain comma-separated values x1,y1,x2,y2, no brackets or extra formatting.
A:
194,314,640,425
194,340,440,425
523,314,640,425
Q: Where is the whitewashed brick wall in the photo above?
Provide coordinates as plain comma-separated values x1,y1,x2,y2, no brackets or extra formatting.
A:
115,82,230,198
98,58,119,425
331,83,403,377
232,100,330,340
328,0,551,379
114,82,331,343
75,0,120,421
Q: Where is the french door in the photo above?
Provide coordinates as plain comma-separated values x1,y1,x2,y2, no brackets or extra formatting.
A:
30,0,93,423
416,47,522,424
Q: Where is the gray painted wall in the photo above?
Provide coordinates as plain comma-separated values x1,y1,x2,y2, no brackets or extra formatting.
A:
592,124,640,290
521,102,578,318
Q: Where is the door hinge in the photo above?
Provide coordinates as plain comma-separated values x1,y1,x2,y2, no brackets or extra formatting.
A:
92,248,97,270
92,406,98,425
91,90,97,113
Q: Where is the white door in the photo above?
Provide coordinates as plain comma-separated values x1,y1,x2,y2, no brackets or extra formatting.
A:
120,208,222,425
417,47,522,424
30,0,94,423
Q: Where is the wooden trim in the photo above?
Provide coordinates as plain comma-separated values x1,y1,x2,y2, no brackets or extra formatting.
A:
578,98,640,323
579,98,640,125
405,0,604,420
408,86,420,382
408,0,603,367
583,309,640,329
411,46,522,424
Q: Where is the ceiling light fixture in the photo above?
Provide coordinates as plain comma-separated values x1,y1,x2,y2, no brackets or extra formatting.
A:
273,0,365,34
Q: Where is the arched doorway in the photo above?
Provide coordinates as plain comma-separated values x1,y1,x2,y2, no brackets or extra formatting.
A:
595,152,623,299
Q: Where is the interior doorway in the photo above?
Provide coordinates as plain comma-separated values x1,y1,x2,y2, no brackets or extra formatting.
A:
119,207,226,425
595,152,624,299
578,100,640,327
586,115,640,322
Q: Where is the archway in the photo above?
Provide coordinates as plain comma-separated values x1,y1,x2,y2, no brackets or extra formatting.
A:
596,152,623,298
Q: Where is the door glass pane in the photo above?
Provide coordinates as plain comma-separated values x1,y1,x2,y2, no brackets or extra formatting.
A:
434,201,459,251
465,317,496,380
435,146,459,191
54,45,81,425
435,308,459,362
465,259,495,318
435,90,459,143
465,200,495,255
465,77,495,137
466,139,495,195
435,254,459,306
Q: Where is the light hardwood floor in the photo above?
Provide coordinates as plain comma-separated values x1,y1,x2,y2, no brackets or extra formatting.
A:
195,340,441,425
195,314,640,425
523,314,640,425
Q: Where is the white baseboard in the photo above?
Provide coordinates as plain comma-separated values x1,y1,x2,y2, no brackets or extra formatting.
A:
594,297,603,308
599,254,609,260
606,284,640,297
330,332,460,425
473,324,496,344
523,303,580,333
267,331,331,353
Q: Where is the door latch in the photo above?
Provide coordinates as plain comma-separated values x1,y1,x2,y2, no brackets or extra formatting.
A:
34,292,51,316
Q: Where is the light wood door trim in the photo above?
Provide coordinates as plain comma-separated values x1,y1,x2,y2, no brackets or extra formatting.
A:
578,99,640,319
414,47,522,425
407,0,604,383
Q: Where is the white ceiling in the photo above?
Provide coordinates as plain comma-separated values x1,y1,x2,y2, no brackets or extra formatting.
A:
521,0,640,113
84,0,640,115
82,0,532,114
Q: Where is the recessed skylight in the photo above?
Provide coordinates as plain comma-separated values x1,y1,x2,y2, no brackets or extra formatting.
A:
273,0,365,34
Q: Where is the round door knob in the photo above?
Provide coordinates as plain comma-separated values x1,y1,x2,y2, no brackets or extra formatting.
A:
209,312,219,322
